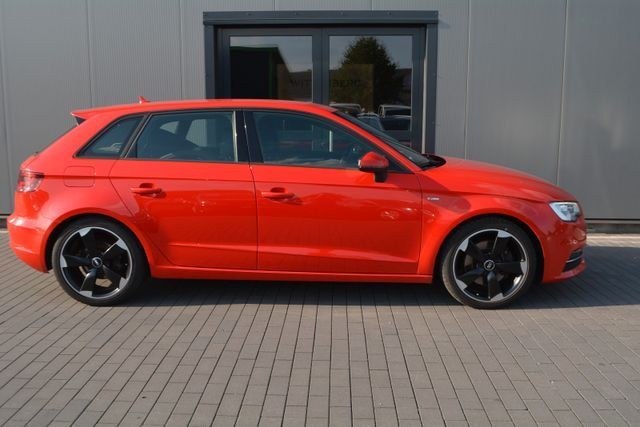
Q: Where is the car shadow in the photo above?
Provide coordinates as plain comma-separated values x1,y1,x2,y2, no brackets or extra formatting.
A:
121,244,640,310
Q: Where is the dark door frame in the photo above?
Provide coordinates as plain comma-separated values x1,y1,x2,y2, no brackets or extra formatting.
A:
203,10,438,153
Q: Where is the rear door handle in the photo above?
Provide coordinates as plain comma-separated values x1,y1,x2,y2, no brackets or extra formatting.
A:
261,187,295,200
130,183,163,196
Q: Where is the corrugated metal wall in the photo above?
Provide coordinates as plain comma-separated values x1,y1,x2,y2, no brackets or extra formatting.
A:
466,0,566,183
558,0,640,220
0,0,638,219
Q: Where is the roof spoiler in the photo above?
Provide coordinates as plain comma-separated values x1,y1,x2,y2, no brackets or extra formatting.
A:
71,96,150,124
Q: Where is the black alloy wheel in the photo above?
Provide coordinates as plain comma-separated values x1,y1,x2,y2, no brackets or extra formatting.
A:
52,219,147,305
440,218,538,309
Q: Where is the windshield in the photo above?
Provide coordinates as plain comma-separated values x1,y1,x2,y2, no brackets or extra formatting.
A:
335,111,434,169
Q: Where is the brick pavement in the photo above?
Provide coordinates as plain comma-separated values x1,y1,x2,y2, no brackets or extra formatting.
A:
0,231,639,426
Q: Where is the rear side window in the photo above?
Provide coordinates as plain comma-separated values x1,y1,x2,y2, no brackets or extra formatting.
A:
129,111,238,162
78,116,141,158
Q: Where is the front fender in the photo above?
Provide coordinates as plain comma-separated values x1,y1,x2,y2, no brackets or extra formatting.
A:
417,193,553,277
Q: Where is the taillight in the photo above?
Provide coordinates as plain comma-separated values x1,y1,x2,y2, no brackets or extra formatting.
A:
16,170,44,192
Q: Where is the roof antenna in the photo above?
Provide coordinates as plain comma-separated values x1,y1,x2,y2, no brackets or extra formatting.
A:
138,96,149,104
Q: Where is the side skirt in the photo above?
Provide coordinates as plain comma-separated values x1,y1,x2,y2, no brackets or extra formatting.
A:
151,265,432,284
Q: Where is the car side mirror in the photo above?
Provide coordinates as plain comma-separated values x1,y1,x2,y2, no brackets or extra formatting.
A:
358,151,389,183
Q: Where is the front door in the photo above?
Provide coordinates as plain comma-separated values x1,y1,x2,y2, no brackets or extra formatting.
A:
246,110,422,274
109,110,257,269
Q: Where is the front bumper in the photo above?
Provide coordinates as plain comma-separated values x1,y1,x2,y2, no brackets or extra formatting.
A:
541,216,587,283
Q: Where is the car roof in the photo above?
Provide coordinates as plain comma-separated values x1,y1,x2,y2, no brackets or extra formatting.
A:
71,99,337,121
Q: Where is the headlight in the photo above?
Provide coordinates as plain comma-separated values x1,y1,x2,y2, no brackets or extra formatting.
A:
549,202,581,222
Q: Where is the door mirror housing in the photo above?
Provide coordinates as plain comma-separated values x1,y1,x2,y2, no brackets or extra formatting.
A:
358,151,389,183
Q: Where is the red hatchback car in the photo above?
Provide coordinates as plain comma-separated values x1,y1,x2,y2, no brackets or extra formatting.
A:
8,99,586,308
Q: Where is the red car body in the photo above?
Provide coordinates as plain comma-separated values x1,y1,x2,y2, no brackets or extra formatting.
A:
8,99,586,306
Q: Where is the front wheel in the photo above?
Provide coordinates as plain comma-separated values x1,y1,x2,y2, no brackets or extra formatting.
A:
440,218,538,309
52,218,148,306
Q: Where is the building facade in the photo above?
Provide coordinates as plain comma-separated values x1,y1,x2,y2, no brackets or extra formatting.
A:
0,0,638,221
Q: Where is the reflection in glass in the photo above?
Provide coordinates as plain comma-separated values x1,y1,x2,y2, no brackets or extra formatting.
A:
329,35,412,134
253,111,380,169
230,36,312,101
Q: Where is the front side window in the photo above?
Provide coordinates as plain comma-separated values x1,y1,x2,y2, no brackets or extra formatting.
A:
78,116,141,158
335,111,436,169
131,111,237,162
252,111,382,169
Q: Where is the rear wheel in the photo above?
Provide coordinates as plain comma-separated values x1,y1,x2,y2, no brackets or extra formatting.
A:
52,218,147,305
440,218,538,309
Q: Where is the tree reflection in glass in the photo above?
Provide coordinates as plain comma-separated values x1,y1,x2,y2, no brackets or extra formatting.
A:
329,35,412,133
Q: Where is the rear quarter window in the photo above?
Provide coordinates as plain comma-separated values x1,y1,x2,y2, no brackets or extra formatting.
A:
77,116,142,158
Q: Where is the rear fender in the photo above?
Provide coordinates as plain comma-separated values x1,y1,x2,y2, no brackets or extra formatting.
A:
40,180,170,273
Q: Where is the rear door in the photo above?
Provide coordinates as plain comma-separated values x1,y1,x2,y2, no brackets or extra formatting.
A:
109,110,257,269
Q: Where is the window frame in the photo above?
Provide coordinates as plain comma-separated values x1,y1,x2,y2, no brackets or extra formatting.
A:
243,108,410,173
122,109,250,164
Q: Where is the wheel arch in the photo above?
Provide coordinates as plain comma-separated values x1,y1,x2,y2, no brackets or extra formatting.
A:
432,213,545,284
44,212,155,271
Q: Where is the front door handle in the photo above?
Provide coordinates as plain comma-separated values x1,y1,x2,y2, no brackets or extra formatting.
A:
130,183,163,196
261,187,295,200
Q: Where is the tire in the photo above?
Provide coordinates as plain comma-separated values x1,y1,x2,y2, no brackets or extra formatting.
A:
52,218,148,306
439,217,538,309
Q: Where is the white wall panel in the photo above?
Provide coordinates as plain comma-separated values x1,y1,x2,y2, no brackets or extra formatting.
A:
0,2,10,213
558,0,640,219
466,0,566,183
89,0,182,105
0,0,91,205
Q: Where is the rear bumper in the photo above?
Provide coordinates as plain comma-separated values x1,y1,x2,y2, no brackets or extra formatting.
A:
541,217,587,283
7,214,49,272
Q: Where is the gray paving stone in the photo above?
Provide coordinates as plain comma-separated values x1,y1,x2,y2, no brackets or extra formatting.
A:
189,403,218,427
0,234,639,426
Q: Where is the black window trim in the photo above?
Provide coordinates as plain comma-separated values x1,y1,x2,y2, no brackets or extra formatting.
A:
74,113,146,159
243,108,411,174
121,109,250,164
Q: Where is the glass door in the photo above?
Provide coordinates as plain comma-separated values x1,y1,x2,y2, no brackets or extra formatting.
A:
218,27,425,150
